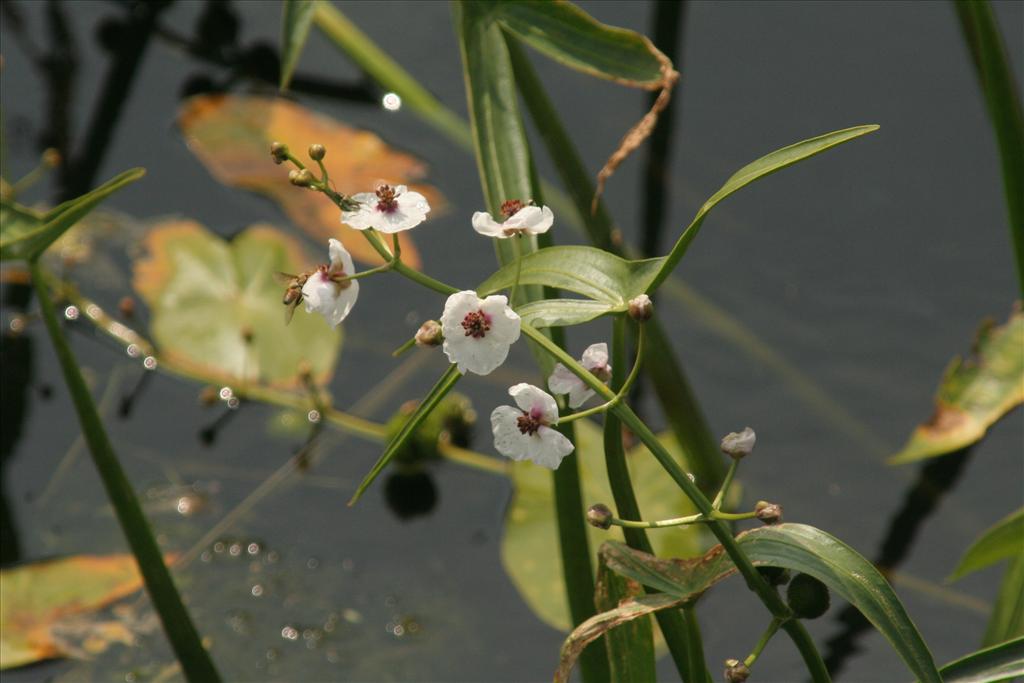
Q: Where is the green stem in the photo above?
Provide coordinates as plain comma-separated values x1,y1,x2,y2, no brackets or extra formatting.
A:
521,323,830,682
603,316,702,681
30,261,221,683
745,618,783,668
510,234,524,308
712,459,739,510
609,509,756,529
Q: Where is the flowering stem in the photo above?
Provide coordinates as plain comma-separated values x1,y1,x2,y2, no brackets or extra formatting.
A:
391,337,417,358
746,618,783,668
520,322,830,682
712,459,739,510
30,261,221,683
609,509,758,529
559,323,644,425
509,234,524,308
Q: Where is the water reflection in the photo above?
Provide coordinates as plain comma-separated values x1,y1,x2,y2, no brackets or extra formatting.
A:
384,471,438,521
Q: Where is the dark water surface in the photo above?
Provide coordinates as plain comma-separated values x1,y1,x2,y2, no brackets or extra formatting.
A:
2,1,1022,681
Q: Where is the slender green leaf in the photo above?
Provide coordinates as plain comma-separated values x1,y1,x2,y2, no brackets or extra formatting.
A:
478,245,664,305
348,365,461,505
950,508,1024,581
495,0,664,86
31,263,220,682
955,0,1024,296
591,557,656,683
985,554,1024,646
1,168,144,261
891,310,1024,464
649,126,879,292
280,0,316,90
939,636,1024,683
603,524,941,683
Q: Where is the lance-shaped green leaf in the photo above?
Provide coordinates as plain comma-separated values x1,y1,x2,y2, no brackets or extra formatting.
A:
0,168,144,261
938,636,1024,683
955,0,1024,296
348,365,461,505
890,310,1024,464
603,524,941,683
648,126,879,292
478,245,664,305
950,507,1024,582
279,0,316,90
984,554,1024,646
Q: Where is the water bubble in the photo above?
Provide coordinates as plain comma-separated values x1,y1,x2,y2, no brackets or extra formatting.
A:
265,550,280,564
126,343,140,358
64,305,80,320
307,409,321,423
306,557,319,570
226,397,240,409
265,648,278,661
8,316,26,333
382,92,402,111
228,542,243,557
219,386,233,400
213,541,226,554
200,550,213,563
281,625,299,641
247,542,262,556
251,584,264,597
176,496,199,516
326,647,340,664
341,558,354,572
392,624,405,637
143,356,158,370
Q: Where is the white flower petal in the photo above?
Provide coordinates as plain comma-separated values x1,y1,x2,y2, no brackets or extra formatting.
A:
438,290,520,375
471,211,505,237
547,363,583,396
490,405,529,461
509,384,559,423
530,426,574,469
339,188,430,233
506,205,554,235
302,272,359,327
567,385,595,410
581,343,609,370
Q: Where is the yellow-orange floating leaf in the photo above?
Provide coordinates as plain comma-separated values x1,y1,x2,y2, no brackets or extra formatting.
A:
0,554,166,669
178,94,447,268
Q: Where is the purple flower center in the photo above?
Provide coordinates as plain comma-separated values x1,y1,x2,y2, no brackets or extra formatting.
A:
319,263,351,290
516,412,542,436
500,199,525,219
461,310,491,338
375,184,399,213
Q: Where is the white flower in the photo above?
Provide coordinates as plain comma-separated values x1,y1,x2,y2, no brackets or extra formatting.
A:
341,184,430,233
472,201,554,238
302,238,359,326
491,384,574,469
547,343,611,409
440,290,520,375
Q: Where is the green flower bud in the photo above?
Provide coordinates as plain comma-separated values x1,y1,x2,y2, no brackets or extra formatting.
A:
586,503,613,530
289,168,314,187
786,573,830,619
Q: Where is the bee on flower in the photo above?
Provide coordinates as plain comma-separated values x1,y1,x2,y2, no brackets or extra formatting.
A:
341,183,430,233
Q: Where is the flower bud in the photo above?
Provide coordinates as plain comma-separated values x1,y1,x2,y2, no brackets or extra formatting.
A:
308,143,326,161
289,168,314,187
627,294,653,321
786,573,830,619
720,427,756,459
754,501,782,525
414,320,443,347
42,148,62,167
586,503,613,530
724,659,750,683
270,141,289,164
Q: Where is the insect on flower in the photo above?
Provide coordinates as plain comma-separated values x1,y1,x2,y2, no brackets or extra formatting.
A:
274,270,314,325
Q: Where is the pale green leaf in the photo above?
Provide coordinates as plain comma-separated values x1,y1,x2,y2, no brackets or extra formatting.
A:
478,245,664,305
132,220,341,388
279,0,316,90
950,508,1024,581
891,310,1024,464
604,523,941,683
513,298,614,328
